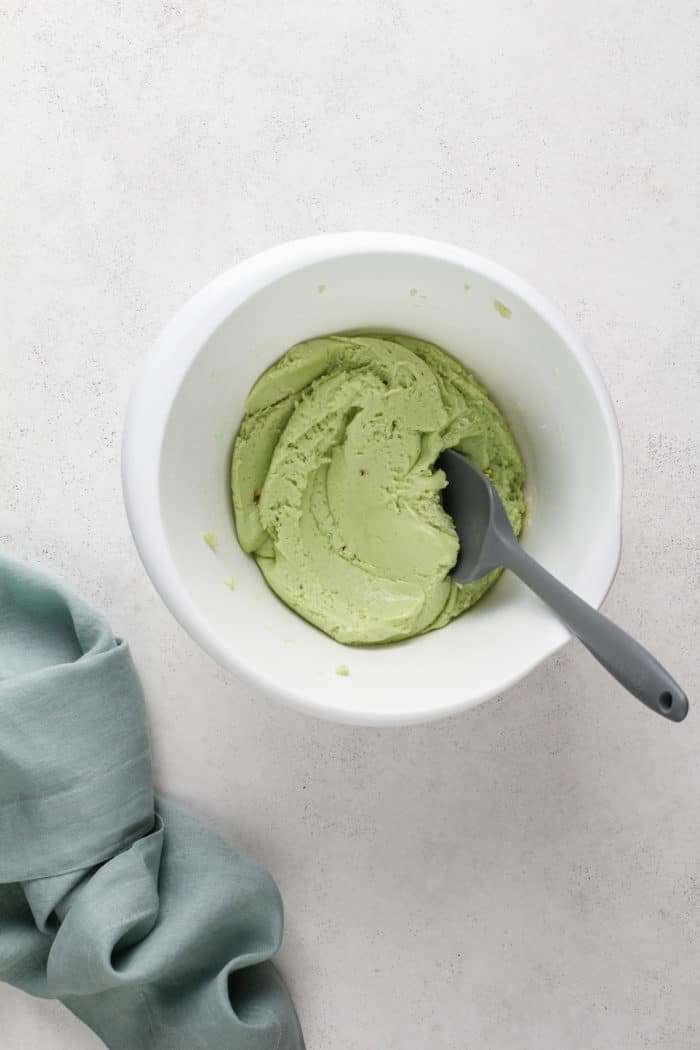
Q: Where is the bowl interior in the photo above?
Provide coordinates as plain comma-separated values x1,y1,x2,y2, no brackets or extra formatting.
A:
151,243,620,723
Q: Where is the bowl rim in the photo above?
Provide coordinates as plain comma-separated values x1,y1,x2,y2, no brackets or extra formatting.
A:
122,232,623,725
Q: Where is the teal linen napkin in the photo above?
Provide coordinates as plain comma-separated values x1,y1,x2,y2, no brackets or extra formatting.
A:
0,555,304,1049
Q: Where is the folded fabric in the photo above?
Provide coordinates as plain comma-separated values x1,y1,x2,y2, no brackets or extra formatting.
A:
0,555,304,1049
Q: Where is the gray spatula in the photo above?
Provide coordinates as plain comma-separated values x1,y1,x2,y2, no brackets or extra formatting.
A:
438,448,688,722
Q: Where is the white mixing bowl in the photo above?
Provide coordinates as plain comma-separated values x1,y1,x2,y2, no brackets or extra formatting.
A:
122,233,622,725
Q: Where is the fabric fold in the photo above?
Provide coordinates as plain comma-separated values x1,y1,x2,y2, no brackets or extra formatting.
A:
0,555,304,1049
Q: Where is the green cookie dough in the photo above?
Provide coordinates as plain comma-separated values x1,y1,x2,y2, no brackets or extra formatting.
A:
231,334,525,645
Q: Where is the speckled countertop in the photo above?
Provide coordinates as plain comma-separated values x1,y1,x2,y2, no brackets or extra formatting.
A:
1,3,699,1047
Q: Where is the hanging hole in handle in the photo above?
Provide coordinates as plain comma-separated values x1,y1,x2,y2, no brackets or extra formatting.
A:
658,691,673,713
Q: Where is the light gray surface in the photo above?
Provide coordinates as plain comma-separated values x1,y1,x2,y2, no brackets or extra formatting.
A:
1,2,699,1047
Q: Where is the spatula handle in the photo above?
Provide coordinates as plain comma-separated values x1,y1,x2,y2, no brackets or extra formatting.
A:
502,542,688,722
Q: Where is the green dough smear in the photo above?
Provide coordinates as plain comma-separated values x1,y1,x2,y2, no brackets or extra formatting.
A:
231,334,525,646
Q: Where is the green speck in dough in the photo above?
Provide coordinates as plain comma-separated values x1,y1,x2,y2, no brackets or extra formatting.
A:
202,531,218,552
419,294,428,300
317,284,326,294
409,288,418,297
494,299,512,319
224,576,235,590
214,430,224,441
463,284,471,292
514,401,522,412
336,664,350,677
